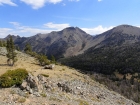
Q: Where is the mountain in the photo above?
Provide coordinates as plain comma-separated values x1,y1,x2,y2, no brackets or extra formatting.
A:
92,25,140,48
60,25,140,103
60,25,140,72
4,25,140,59
5,27,94,59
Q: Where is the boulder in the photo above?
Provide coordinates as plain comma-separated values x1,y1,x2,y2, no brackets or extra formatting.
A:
44,64,55,69
20,81,27,90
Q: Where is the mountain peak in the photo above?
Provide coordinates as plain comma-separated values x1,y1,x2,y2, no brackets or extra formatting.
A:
109,24,140,36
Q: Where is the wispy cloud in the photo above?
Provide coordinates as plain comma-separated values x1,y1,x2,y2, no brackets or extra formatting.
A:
0,0,80,9
0,22,114,38
98,0,102,2
44,22,70,30
0,0,17,6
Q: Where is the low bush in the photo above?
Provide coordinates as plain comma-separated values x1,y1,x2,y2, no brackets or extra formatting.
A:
0,68,28,88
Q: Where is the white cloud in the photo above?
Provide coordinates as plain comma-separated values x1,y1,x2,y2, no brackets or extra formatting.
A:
20,0,62,9
0,0,17,6
69,0,80,2
9,22,20,27
82,25,114,35
44,22,70,30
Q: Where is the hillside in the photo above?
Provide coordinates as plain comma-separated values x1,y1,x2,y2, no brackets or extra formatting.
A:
60,25,140,103
0,47,139,105
3,25,140,60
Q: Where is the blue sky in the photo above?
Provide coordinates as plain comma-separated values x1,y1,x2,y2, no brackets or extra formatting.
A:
0,0,140,38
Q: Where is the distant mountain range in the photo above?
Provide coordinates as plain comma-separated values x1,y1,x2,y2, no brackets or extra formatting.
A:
3,24,140,59
4,27,94,59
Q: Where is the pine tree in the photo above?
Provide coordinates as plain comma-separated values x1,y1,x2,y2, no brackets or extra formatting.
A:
51,55,56,64
6,36,17,66
24,43,32,53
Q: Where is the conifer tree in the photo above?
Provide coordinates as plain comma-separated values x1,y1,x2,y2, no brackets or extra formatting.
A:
24,43,32,53
6,36,17,66
51,55,56,64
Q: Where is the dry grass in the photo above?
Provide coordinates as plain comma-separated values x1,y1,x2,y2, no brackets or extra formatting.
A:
0,51,85,81
0,53,40,76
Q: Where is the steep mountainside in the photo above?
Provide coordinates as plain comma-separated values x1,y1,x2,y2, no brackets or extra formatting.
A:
0,47,139,105
60,25,140,103
93,25,140,48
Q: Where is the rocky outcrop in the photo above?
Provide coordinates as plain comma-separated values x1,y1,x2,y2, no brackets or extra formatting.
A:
20,73,46,96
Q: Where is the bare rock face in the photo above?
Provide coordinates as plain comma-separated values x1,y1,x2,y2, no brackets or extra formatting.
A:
20,73,46,96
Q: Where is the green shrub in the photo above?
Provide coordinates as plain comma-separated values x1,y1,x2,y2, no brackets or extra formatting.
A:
78,99,89,105
0,68,28,88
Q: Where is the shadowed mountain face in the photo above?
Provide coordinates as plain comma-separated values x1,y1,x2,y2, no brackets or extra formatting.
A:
4,25,140,59
5,27,94,59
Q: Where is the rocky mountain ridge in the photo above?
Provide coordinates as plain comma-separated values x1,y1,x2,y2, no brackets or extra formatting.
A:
4,27,94,59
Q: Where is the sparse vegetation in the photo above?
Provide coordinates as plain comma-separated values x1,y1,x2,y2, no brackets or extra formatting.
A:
0,68,28,88
18,97,26,103
0,40,6,47
78,99,89,105
24,43,50,66
37,54,50,66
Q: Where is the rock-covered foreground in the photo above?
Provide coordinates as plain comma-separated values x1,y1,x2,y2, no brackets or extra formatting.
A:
0,47,139,105
0,73,139,105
